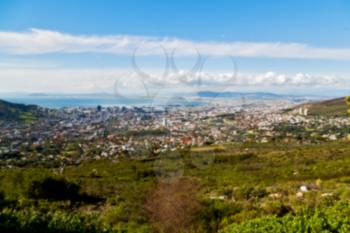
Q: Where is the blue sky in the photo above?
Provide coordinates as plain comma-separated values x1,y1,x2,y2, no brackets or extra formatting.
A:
0,0,350,96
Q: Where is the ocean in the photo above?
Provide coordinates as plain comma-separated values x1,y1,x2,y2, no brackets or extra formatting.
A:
1,96,206,108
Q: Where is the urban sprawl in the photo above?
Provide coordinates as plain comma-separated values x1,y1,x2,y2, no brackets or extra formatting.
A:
0,100,349,168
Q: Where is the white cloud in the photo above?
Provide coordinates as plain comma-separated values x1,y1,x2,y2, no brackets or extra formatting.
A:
0,68,343,94
243,72,340,86
0,69,122,93
156,70,342,87
1,28,350,60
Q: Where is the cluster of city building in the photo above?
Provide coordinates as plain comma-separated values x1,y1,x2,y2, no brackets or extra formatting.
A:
0,102,348,167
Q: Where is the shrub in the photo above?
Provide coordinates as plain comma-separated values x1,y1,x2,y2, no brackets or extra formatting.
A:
234,186,267,200
221,201,350,233
261,201,292,217
102,204,128,225
199,200,242,233
145,179,201,233
0,209,108,233
26,176,81,201
0,191,5,209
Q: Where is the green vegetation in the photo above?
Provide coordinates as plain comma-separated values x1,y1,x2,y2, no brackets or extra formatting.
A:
2,142,350,232
221,202,350,233
346,96,350,118
0,100,41,123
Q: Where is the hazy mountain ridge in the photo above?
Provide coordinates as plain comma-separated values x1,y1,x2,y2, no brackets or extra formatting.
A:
197,91,325,101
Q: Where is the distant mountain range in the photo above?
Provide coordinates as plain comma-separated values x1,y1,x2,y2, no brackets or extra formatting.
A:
0,91,333,102
197,91,325,101
198,91,283,98
0,99,42,123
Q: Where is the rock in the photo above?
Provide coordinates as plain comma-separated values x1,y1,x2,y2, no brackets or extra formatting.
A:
269,193,282,199
296,192,304,198
300,185,309,192
209,195,226,200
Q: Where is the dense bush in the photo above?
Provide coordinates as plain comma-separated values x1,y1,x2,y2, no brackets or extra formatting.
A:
0,209,109,233
221,202,350,233
0,191,5,209
0,208,153,233
234,186,267,200
199,200,242,233
26,176,81,201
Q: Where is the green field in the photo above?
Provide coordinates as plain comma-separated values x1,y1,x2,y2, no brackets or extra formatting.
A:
2,142,350,232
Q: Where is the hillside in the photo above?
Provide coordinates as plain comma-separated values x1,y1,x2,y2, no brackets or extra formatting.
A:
0,99,41,123
290,97,348,117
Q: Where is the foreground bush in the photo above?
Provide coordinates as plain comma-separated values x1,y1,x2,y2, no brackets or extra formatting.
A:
0,209,107,233
0,191,5,209
221,201,350,233
26,176,81,201
0,209,153,233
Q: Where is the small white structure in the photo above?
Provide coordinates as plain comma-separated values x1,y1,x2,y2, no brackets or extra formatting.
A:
162,118,169,127
321,193,333,197
300,185,309,192
298,107,309,116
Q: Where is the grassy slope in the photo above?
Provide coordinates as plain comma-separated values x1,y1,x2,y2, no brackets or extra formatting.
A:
0,99,39,123
291,97,348,117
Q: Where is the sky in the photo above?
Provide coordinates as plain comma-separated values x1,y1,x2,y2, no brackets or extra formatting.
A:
0,0,350,96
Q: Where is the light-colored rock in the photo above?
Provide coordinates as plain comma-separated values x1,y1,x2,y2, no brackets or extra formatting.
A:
269,193,282,199
300,185,309,192
296,192,304,198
